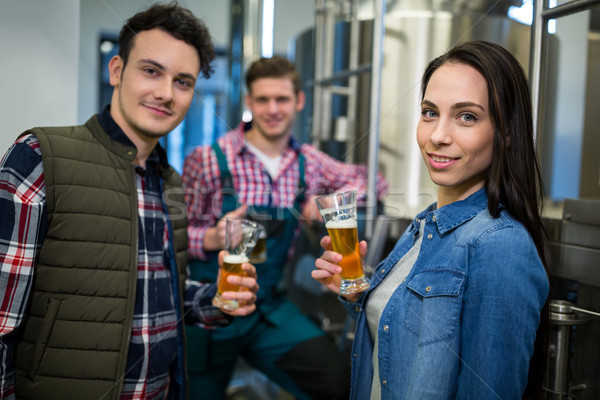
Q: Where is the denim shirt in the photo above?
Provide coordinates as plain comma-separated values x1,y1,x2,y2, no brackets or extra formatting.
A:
343,189,549,399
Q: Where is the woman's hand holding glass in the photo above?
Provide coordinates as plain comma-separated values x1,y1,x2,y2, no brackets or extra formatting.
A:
215,250,259,316
312,235,368,303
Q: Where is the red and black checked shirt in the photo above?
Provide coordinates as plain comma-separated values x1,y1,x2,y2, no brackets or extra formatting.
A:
0,110,229,400
182,122,389,260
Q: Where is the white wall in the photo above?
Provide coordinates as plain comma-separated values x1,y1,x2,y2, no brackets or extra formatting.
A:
0,0,80,154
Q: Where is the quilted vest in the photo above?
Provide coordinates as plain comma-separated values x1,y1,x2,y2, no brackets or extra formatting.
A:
13,116,189,400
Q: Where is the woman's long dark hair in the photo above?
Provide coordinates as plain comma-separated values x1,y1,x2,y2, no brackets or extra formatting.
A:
421,40,549,399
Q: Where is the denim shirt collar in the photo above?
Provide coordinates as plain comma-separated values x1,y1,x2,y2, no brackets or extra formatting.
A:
414,188,490,234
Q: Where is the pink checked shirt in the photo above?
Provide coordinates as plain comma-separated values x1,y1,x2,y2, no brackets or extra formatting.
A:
182,122,389,260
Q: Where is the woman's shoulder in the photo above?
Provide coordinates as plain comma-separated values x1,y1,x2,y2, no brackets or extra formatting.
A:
458,207,533,248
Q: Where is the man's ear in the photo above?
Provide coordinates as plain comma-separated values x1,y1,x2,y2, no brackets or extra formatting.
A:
108,55,124,87
296,90,306,112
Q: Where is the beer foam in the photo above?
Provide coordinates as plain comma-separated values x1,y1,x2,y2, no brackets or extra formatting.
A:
326,219,357,229
224,254,249,264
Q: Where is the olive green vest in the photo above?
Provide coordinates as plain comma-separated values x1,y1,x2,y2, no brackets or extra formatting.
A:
13,116,189,400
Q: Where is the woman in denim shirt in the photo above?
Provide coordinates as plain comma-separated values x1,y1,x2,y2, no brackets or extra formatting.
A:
313,40,549,399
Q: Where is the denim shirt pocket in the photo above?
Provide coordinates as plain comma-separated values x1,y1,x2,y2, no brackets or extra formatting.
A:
403,268,465,346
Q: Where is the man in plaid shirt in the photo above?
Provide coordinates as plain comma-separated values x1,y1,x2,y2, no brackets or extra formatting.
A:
182,56,388,399
0,4,257,400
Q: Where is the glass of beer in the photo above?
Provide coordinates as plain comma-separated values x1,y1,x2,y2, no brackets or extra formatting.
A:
212,218,262,311
315,191,370,294
248,224,267,264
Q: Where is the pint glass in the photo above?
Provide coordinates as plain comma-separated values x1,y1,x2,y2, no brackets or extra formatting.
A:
212,218,262,311
315,191,370,294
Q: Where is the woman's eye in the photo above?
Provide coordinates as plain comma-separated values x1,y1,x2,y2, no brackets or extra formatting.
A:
421,109,437,118
460,113,477,122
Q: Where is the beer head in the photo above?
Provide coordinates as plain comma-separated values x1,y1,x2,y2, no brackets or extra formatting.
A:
325,218,357,230
223,253,249,265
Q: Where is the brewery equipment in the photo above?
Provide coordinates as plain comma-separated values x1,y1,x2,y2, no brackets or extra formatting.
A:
543,198,600,399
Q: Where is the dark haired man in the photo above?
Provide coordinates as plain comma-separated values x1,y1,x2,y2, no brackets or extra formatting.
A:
0,3,257,400
182,56,388,399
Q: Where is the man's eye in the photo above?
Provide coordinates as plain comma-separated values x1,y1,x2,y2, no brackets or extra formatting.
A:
177,79,192,88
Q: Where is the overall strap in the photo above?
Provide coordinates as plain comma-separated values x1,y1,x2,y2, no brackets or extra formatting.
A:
294,152,306,209
211,142,238,215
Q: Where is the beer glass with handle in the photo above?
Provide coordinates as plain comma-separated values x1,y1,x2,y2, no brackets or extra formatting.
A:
248,223,267,264
315,191,370,294
212,218,262,311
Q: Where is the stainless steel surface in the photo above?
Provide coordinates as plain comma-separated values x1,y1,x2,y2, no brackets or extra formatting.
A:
293,1,531,221
363,9,531,218
543,198,600,399
530,0,600,182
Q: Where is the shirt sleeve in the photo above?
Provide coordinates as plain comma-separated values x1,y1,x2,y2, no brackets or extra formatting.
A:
0,134,47,400
455,226,548,398
182,145,220,260
301,144,389,202
183,280,231,328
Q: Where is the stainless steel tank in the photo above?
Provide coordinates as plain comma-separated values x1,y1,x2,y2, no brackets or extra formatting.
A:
291,0,530,219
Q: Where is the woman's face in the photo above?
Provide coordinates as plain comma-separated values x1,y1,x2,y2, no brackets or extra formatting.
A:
417,62,495,207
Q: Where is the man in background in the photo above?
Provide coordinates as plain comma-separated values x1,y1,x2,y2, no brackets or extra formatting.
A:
183,55,388,399
0,3,257,399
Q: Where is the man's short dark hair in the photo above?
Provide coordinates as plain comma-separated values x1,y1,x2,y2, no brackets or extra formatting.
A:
245,56,301,94
118,1,215,79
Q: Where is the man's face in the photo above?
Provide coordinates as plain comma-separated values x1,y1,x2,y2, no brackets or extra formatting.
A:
245,77,305,142
109,28,200,143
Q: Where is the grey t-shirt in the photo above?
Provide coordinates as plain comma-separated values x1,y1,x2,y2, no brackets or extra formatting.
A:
366,220,425,399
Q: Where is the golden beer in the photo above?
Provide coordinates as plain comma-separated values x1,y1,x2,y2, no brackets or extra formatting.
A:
218,255,247,293
315,191,370,294
326,219,364,280
213,254,248,310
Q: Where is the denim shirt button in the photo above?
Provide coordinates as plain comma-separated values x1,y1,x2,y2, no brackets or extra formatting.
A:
427,233,433,239
383,325,389,332
425,286,432,292
382,379,388,386
353,353,357,358
416,218,420,223
355,306,361,312
381,269,385,274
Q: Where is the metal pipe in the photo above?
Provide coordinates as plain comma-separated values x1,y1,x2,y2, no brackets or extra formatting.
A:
529,0,547,150
365,0,386,239
543,300,593,398
312,0,327,146
312,64,372,85
346,0,360,164
329,86,352,96
543,0,600,19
